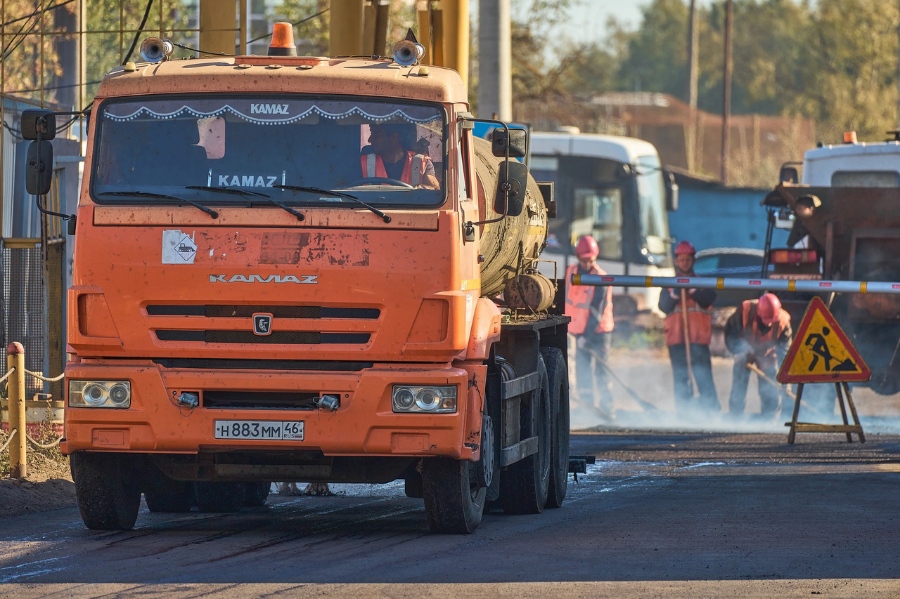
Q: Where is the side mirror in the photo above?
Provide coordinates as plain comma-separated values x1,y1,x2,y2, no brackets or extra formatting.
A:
21,109,56,140
664,170,678,212
496,160,528,217
491,128,527,158
25,141,54,195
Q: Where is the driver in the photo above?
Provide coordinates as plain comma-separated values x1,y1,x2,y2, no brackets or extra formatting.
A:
361,123,439,189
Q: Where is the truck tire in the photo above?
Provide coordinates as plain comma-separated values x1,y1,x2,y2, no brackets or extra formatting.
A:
244,482,272,507
541,346,570,508
421,457,485,534
194,482,246,513
71,452,141,531
144,478,194,513
500,356,551,514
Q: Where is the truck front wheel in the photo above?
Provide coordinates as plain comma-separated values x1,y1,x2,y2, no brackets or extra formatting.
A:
422,458,486,534
71,452,142,531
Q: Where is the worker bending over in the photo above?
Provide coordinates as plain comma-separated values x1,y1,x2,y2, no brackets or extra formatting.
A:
725,293,793,422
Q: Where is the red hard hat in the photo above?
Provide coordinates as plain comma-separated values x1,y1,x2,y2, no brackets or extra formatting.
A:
575,235,600,259
757,293,782,325
674,240,696,256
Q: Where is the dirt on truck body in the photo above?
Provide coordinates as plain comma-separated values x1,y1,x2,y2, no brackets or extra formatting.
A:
21,25,568,534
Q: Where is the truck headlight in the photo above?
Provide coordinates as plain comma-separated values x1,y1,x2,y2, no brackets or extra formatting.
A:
392,385,457,413
69,380,132,408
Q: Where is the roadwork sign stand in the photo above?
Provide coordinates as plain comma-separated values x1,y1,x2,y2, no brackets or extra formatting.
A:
777,297,870,444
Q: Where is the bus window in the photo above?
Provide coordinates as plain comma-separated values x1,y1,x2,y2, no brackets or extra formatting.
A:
573,187,623,260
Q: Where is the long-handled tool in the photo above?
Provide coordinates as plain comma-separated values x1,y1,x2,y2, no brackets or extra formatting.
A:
584,346,659,412
745,361,808,406
681,289,698,396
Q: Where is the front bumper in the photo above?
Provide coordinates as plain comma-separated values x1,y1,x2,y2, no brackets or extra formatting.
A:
61,361,480,460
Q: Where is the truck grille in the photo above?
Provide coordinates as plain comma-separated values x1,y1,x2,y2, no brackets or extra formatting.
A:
148,304,378,345
147,305,380,319
155,331,370,344
203,390,320,410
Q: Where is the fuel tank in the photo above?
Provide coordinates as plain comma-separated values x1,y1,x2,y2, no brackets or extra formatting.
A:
472,136,548,297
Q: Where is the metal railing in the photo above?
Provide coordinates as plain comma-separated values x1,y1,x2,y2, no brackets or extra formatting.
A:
1,341,64,478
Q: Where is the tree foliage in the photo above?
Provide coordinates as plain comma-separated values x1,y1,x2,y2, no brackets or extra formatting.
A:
598,0,899,142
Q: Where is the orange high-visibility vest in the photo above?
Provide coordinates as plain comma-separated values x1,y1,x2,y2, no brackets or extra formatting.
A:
565,263,614,335
664,292,713,346
360,151,426,186
737,299,791,365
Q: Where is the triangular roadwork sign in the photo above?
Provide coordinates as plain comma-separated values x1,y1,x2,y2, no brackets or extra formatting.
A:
777,296,871,384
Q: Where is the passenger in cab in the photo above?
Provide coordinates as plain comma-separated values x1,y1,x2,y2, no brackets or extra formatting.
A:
361,123,439,189
658,240,720,415
725,293,793,422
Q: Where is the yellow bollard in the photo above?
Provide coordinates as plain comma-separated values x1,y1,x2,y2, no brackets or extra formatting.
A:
6,342,26,478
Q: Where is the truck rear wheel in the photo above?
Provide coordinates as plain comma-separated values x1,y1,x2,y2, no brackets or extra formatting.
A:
243,482,272,507
422,457,486,534
144,480,194,513
71,452,141,531
194,482,246,513
541,346,570,508
501,356,551,514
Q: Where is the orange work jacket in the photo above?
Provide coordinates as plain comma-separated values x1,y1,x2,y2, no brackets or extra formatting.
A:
664,291,712,346
360,151,427,186
736,299,792,366
565,263,614,335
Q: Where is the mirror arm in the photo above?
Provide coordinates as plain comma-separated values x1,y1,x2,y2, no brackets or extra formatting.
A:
32,128,76,225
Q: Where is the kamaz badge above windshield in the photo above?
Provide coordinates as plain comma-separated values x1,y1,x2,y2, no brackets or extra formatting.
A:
92,97,445,207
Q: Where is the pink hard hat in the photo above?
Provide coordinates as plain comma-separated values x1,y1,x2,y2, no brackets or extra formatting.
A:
575,235,600,259
757,293,782,325
674,240,696,256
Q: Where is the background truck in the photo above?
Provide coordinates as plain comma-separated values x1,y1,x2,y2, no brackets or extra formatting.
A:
762,131,900,394
529,129,677,318
22,26,569,534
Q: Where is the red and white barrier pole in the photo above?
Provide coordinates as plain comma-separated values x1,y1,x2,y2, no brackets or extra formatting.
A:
572,274,900,295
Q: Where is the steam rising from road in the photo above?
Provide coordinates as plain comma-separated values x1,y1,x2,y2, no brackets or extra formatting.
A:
571,350,900,434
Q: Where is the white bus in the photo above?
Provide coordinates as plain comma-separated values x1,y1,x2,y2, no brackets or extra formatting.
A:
530,130,678,315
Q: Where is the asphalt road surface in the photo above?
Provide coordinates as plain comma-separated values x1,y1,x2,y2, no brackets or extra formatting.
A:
1,431,898,598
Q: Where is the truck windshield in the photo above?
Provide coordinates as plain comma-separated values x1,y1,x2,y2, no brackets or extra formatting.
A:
91,96,446,207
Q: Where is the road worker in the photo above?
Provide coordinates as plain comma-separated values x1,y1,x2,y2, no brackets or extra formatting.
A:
565,235,615,419
658,240,720,414
361,123,439,189
725,293,793,421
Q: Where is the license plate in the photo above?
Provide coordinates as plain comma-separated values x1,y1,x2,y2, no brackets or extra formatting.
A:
214,420,304,441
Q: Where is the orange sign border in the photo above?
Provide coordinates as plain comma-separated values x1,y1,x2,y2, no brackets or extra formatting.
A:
777,296,871,383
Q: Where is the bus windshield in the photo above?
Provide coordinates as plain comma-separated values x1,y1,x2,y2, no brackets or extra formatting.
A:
635,154,670,263
91,95,446,207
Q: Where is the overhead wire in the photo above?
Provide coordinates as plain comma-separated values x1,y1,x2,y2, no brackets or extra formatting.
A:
246,8,329,45
121,0,155,64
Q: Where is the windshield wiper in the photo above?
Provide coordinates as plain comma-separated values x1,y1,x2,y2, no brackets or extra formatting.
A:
273,185,391,223
98,190,218,219
186,185,304,221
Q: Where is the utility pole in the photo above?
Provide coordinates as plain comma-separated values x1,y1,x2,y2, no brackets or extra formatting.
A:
478,0,511,120
720,0,733,184
686,0,699,172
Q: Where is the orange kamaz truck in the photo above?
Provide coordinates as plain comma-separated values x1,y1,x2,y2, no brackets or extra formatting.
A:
22,25,569,533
